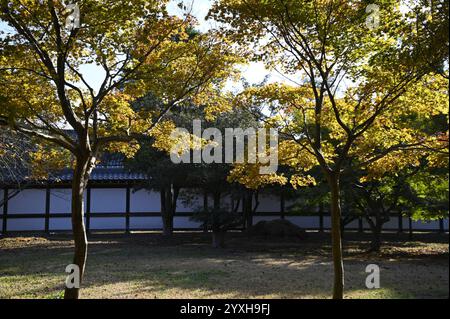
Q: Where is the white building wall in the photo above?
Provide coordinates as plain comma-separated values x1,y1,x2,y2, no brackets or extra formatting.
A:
50,189,73,214
0,188,3,231
7,218,45,231
173,217,202,229
287,216,321,229
177,190,201,213
90,217,125,230
7,189,46,214
49,218,72,231
90,188,126,213
255,194,280,212
130,217,163,230
130,189,160,212
0,187,447,232
411,219,441,230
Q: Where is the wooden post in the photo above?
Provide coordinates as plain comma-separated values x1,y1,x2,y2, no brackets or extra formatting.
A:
319,203,324,232
408,216,413,239
358,217,363,233
203,191,208,233
86,186,91,233
439,218,444,233
125,186,131,234
45,186,51,234
2,188,8,235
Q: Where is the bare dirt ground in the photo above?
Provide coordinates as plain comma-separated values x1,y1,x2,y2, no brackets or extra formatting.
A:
0,231,448,299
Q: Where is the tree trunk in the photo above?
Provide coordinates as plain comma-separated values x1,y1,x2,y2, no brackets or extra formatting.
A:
368,212,383,252
327,173,344,300
370,226,382,252
243,189,253,230
203,191,208,233
212,230,226,248
64,156,93,299
160,185,179,237
211,192,224,248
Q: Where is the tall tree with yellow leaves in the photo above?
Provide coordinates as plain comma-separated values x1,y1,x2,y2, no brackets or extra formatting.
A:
0,0,239,298
211,0,449,298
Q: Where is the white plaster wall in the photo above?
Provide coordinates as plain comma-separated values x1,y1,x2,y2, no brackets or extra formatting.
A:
287,216,321,228
7,218,45,231
7,189,46,214
49,218,72,231
177,190,202,213
253,216,280,224
130,217,163,229
411,219,441,230
90,188,126,213
382,218,402,230
130,189,160,212
0,188,3,232
50,189,77,214
255,194,281,213
90,217,125,229
173,217,202,229
1,187,448,232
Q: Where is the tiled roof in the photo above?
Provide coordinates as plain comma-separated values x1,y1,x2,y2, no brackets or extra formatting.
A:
1,130,147,185
52,153,147,182
53,167,147,182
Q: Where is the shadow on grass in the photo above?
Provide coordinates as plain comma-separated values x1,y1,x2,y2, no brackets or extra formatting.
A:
0,232,448,299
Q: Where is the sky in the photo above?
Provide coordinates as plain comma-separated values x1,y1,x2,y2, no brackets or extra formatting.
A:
85,0,288,93
166,0,288,91
0,0,419,93
0,0,290,92
19,0,272,93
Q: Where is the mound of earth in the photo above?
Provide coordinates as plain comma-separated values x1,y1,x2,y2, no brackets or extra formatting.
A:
247,219,307,239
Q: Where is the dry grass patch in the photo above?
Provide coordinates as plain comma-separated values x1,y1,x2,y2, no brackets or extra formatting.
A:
0,232,448,299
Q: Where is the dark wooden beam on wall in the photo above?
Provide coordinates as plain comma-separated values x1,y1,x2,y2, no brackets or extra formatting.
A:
86,186,91,233
318,203,324,233
439,218,444,233
408,216,413,239
44,186,51,233
125,186,131,233
2,188,8,235
203,191,208,233
280,192,285,220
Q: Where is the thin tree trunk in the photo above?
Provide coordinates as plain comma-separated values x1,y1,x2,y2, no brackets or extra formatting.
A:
211,192,225,247
243,189,253,230
203,191,209,233
161,190,170,237
161,185,179,237
368,211,383,252
370,226,382,252
327,173,344,300
64,156,92,299
212,230,226,248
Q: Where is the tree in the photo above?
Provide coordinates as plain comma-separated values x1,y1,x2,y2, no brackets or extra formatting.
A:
210,0,449,298
0,128,68,209
0,128,32,188
125,101,203,237
0,0,238,298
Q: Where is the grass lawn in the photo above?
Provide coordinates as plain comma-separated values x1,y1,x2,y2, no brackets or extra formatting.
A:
0,231,448,299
